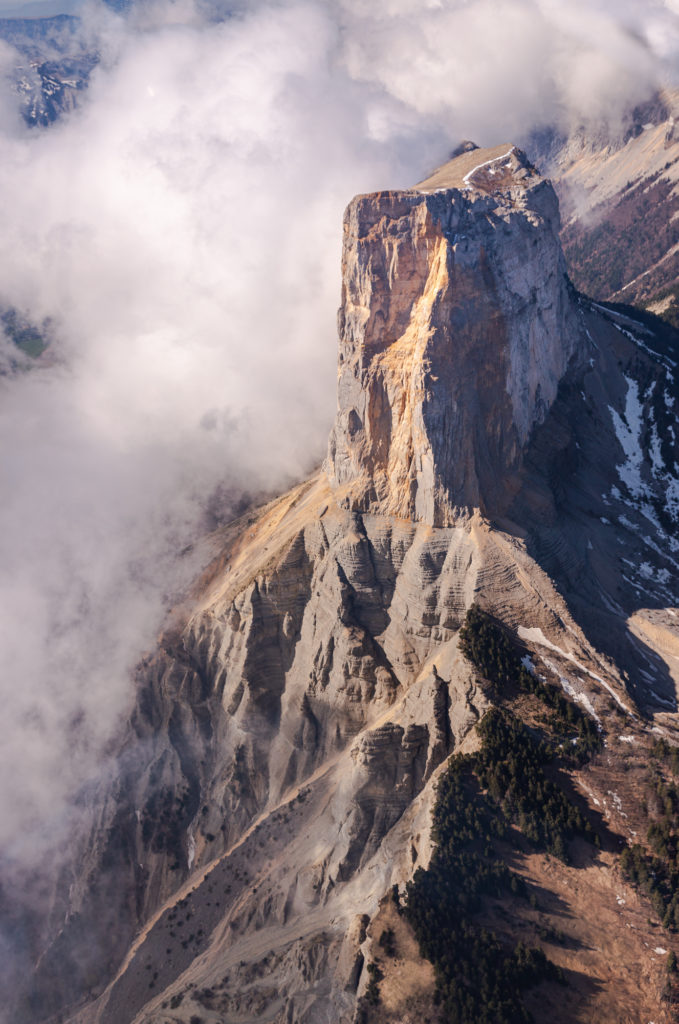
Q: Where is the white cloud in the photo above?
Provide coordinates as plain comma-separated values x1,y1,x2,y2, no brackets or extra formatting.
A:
0,0,675,871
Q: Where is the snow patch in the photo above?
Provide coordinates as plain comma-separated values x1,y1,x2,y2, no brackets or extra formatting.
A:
462,147,515,185
607,790,627,818
649,423,664,475
518,626,631,713
543,658,602,726
580,782,601,807
609,377,647,500
635,561,671,584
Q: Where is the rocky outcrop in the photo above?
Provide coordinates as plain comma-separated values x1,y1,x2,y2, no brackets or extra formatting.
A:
326,146,582,523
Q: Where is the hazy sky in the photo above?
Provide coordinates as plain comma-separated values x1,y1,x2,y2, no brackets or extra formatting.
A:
0,0,677,890
0,0,82,15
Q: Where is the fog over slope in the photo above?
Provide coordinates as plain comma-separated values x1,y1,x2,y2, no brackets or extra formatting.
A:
0,0,677,872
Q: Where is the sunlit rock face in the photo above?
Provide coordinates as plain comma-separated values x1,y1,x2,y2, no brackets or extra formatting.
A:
327,146,583,523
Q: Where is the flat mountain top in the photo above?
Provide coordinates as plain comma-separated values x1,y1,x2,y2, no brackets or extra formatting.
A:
414,142,537,193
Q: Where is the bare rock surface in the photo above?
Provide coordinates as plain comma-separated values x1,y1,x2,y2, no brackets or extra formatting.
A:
326,145,581,522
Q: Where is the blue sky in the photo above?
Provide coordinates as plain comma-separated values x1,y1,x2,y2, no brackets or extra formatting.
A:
0,0,82,18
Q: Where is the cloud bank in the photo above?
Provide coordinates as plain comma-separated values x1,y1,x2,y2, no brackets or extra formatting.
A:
0,0,676,871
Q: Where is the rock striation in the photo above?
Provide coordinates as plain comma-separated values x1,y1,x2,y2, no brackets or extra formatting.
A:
327,146,582,523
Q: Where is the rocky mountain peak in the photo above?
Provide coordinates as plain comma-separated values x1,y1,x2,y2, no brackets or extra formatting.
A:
326,144,583,524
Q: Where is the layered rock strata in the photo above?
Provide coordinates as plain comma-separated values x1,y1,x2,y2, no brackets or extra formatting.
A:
327,146,582,522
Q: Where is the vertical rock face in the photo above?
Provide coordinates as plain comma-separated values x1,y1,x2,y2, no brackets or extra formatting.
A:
326,146,581,523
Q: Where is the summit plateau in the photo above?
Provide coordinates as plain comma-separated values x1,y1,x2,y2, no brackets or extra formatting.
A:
9,145,679,1024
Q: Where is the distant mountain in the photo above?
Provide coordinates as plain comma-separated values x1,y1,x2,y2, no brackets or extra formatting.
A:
531,91,679,329
0,13,97,126
12,52,96,126
0,13,80,54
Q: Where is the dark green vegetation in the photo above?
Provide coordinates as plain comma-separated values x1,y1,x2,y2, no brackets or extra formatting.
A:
378,927,396,957
476,710,597,858
458,604,601,765
402,729,567,1024
364,962,383,1006
652,737,679,776
399,606,602,1024
619,745,679,1006
560,174,679,307
641,283,679,330
621,742,679,933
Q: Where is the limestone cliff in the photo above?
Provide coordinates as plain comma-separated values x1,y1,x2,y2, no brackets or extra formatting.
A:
327,146,581,522
12,146,679,1024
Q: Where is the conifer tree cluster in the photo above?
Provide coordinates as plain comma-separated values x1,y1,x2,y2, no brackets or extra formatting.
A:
403,732,573,1024
459,605,600,764
621,762,679,935
400,606,606,1022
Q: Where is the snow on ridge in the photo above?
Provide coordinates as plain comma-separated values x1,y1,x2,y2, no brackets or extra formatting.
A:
604,313,677,370
542,657,602,726
518,625,632,714
649,421,664,477
462,147,515,185
590,302,653,336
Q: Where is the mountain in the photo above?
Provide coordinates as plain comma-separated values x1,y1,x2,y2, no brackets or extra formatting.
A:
9,145,679,1024
531,90,679,326
0,15,97,126
0,13,81,55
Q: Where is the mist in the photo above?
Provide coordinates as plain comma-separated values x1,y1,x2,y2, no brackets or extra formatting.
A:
0,0,676,874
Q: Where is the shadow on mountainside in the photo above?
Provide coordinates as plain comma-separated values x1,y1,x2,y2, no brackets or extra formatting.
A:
506,299,679,716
